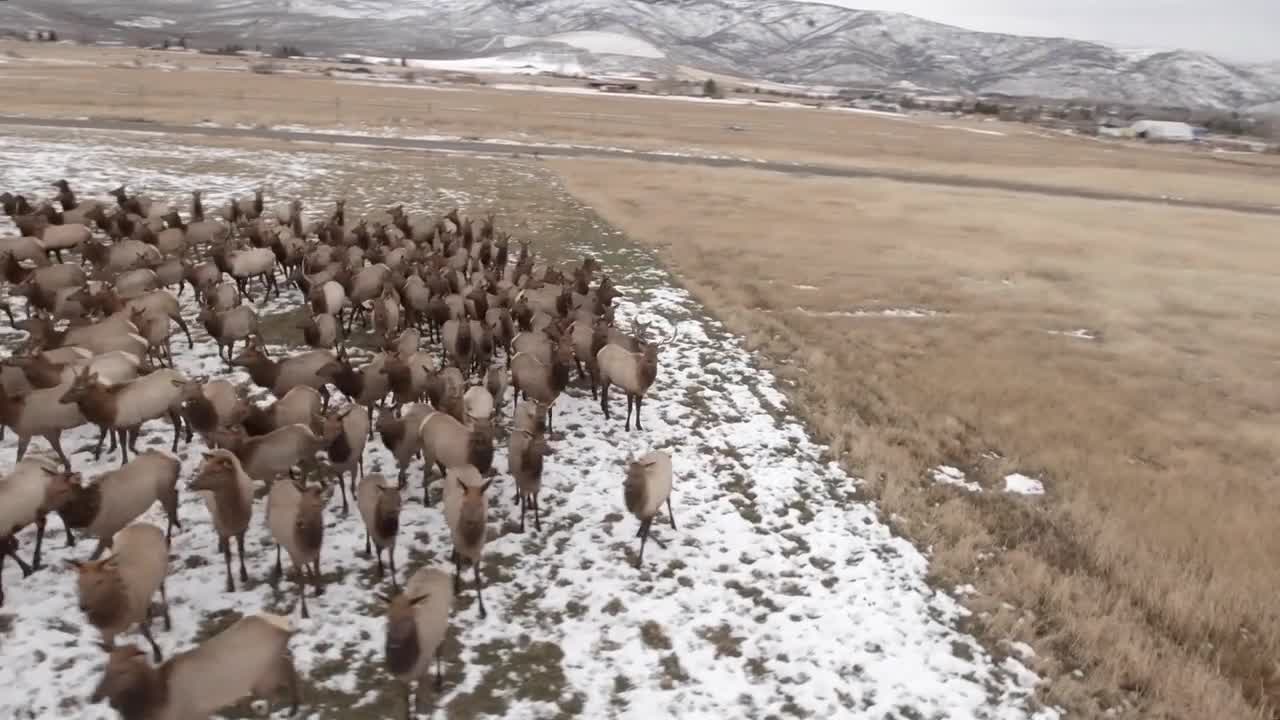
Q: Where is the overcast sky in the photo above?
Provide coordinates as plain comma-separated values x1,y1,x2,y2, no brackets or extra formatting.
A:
816,1,1278,62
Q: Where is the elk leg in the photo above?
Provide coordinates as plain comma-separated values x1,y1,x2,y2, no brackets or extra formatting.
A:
5,539,33,576
160,579,172,630
44,432,71,470
534,493,542,533
313,559,324,596
64,522,76,547
636,518,651,568
236,533,248,583
452,551,462,595
298,571,309,620
91,426,108,459
141,610,164,663
31,515,46,571
667,497,677,530
635,396,644,431
273,545,283,583
624,394,633,432
474,561,486,619
435,654,444,691
15,434,29,463
599,383,610,420
519,494,526,533
222,537,235,592
169,411,183,452
364,532,372,559
389,546,399,592
89,539,109,561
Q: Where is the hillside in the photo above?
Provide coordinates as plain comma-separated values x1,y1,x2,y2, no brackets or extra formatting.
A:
2,0,1279,109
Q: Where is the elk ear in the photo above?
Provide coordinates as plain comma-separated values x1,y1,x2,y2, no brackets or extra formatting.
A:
65,558,84,571
409,593,432,606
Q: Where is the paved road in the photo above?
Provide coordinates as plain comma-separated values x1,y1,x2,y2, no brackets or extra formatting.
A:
3,115,1278,217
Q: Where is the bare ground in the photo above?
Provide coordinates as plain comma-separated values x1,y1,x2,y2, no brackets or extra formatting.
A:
553,158,1280,720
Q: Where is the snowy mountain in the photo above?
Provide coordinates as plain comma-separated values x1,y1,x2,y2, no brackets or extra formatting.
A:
4,0,1280,110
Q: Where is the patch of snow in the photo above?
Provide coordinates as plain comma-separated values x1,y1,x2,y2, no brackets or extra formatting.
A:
795,306,940,318
333,79,470,92
1004,474,1046,496
1006,641,1037,660
1046,328,1097,340
931,466,982,493
1002,657,1043,689
829,106,916,120
368,52,586,77
936,124,1007,136
0,126,1057,720
113,16,176,29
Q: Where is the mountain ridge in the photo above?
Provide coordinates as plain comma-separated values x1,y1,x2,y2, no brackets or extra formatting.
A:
2,0,1279,111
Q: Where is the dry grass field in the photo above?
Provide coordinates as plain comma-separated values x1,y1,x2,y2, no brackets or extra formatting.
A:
2,40,1280,207
555,159,1280,720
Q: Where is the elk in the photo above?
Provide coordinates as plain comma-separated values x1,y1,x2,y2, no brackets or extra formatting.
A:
510,338,574,433
59,368,188,465
597,317,679,431
623,450,676,567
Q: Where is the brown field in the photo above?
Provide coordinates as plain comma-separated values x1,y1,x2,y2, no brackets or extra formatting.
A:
2,39,1280,207
554,159,1280,719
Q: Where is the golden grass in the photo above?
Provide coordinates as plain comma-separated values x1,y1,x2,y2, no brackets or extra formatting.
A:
552,158,1280,719
3,39,1280,207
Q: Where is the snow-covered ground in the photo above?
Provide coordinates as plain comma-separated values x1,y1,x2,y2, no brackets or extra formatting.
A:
1004,474,1046,496
503,31,666,59
351,52,588,77
0,128,1057,719
114,15,176,29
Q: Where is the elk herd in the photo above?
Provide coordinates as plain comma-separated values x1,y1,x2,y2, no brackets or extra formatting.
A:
0,179,683,718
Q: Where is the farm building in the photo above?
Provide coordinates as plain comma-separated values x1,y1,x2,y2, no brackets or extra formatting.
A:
1129,120,1196,141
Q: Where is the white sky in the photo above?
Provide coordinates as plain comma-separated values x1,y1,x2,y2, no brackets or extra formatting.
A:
813,1,1278,62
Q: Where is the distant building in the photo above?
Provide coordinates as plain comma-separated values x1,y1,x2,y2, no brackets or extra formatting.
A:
1129,120,1196,142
